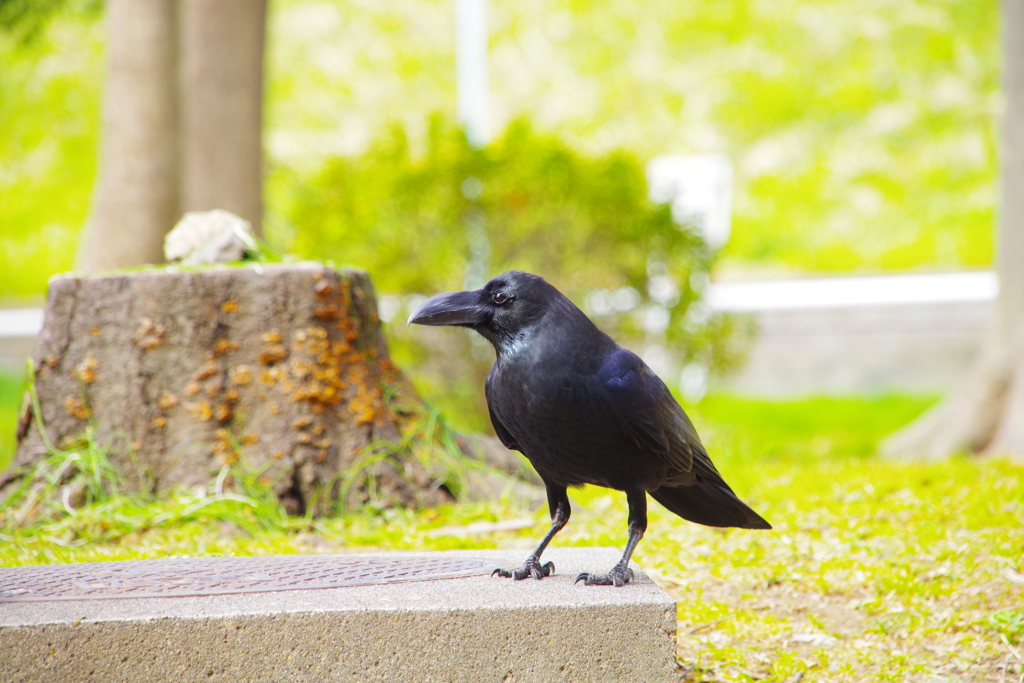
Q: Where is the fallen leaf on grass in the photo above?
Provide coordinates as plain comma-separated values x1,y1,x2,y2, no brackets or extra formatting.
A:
791,632,840,647
426,518,537,537
1005,568,1024,584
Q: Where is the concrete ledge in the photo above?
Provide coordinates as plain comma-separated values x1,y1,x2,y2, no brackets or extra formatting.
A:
0,548,678,683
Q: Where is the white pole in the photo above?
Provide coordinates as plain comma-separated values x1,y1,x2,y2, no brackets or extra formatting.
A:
456,0,489,148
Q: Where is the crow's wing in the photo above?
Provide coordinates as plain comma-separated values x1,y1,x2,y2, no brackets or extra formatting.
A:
598,347,703,474
485,364,520,450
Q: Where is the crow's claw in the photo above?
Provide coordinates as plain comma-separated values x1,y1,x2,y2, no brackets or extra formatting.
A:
492,556,554,581
574,566,634,587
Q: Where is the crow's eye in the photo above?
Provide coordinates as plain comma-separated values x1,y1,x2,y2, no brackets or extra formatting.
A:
492,291,509,305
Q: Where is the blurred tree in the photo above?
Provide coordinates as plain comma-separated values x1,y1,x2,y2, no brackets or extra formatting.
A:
179,0,265,238
883,0,1024,462
75,0,180,269
4,0,267,272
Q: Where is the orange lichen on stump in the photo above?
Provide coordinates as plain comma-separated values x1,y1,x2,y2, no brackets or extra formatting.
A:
134,318,166,351
63,395,91,420
76,354,98,384
213,338,240,356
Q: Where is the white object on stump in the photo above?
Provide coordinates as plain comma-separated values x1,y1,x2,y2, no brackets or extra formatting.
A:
164,209,255,265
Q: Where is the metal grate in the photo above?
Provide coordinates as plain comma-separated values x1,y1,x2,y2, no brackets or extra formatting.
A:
0,555,495,603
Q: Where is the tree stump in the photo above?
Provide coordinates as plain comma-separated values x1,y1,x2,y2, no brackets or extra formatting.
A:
12,263,455,515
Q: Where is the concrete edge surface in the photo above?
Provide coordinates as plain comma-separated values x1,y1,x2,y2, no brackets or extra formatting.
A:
1,548,680,683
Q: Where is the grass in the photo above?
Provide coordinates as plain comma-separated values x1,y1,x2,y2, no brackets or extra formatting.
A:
0,369,25,471
1,377,1022,681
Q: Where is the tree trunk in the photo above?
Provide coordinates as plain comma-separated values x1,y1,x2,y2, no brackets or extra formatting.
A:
76,0,266,273
179,0,266,234
76,0,180,271
13,264,453,515
882,0,1024,462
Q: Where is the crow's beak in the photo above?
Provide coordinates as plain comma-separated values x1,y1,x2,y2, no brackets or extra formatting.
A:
407,290,488,327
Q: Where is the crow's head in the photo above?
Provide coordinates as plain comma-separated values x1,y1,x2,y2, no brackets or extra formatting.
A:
408,270,556,349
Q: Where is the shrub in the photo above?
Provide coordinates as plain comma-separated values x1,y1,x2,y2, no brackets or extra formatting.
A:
275,118,746,431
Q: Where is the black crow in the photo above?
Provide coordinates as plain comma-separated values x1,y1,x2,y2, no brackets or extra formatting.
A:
409,270,770,586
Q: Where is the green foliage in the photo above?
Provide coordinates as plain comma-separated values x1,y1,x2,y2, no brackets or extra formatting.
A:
0,370,23,471
669,0,999,276
0,0,99,43
0,0,1002,301
282,117,709,311
265,0,998,278
0,6,102,301
988,608,1024,646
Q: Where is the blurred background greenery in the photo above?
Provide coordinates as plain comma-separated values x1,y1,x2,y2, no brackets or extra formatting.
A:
0,0,998,303
0,0,998,443
0,0,1000,456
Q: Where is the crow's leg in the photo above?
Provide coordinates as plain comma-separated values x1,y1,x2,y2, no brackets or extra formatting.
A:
493,483,570,580
575,488,647,587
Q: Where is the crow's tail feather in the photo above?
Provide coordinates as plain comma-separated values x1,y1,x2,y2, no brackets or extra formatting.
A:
650,478,771,530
